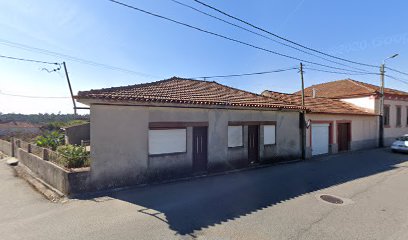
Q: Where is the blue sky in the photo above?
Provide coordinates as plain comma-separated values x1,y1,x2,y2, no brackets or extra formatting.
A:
0,0,407,114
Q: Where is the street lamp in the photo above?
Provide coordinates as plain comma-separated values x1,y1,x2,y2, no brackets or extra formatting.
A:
379,53,399,147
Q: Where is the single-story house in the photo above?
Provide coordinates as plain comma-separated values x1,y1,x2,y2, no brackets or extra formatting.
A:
262,90,378,158
295,79,408,146
76,77,306,189
63,122,90,146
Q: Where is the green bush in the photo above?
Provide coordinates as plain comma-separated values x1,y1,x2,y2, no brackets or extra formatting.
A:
57,145,90,168
35,131,64,150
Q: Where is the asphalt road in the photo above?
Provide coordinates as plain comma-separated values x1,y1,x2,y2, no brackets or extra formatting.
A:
1,149,408,240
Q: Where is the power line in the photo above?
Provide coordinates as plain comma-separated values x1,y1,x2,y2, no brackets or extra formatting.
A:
0,39,158,78
301,67,408,85
0,54,59,65
170,0,369,73
192,66,298,79
191,0,379,68
386,67,408,77
303,67,408,86
385,74,408,85
0,92,70,99
107,0,375,74
303,67,378,76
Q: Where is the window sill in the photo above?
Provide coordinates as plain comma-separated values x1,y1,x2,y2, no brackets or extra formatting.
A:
264,144,277,147
228,146,244,149
149,152,187,157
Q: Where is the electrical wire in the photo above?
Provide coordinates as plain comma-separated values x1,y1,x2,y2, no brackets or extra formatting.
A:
0,39,157,78
0,54,59,65
0,92,71,99
303,67,408,86
384,75,408,85
191,0,379,68
170,0,369,73
107,0,375,74
386,67,408,77
192,66,298,79
303,67,379,76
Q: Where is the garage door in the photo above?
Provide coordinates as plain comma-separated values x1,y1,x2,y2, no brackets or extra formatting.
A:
311,123,329,156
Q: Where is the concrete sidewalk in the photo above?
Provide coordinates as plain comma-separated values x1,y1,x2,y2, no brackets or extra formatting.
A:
1,149,408,240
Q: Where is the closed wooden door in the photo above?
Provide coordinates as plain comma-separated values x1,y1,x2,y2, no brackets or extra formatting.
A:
337,123,350,152
248,125,259,163
193,127,208,173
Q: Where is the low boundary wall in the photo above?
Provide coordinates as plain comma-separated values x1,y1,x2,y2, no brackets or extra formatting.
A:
0,138,92,196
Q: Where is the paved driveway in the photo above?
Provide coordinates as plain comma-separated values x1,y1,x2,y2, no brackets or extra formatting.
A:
2,149,408,240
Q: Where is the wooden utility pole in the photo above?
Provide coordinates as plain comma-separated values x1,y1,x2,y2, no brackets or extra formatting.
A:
62,62,77,115
300,63,305,107
300,63,306,160
379,63,385,147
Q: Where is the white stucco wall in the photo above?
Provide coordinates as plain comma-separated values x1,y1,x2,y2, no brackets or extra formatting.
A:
341,96,376,113
90,104,301,188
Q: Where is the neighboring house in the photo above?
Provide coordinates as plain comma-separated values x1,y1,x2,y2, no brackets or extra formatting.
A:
76,77,305,189
262,90,378,158
0,121,42,137
295,79,408,146
63,122,90,146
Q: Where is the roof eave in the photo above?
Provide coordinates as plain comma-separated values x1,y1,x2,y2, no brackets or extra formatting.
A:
76,97,307,112
308,111,378,116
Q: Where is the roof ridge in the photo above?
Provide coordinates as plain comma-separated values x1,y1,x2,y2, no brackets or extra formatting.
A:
77,77,177,95
346,79,377,93
78,77,232,95
263,89,345,100
263,89,374,115
76,77,306,110
211,81,264,98
305,78,350,89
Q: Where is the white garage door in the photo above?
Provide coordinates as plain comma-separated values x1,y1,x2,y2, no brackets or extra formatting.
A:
311,123,329,156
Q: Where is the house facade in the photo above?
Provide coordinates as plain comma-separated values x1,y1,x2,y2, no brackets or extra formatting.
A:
297,79,408,146
262,90,378,158
76,77,304,189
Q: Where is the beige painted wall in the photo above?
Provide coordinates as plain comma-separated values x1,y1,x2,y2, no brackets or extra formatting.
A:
90,104,301,188
382,99,408,144
90,105,149,188
337,96,408,146
305,113,378,156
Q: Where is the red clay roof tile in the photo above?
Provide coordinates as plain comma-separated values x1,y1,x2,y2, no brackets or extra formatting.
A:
262,90,376,115
294,79,408,98
76,77,305,110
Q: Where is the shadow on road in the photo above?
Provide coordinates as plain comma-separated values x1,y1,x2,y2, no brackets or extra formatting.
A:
82,149,408,237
